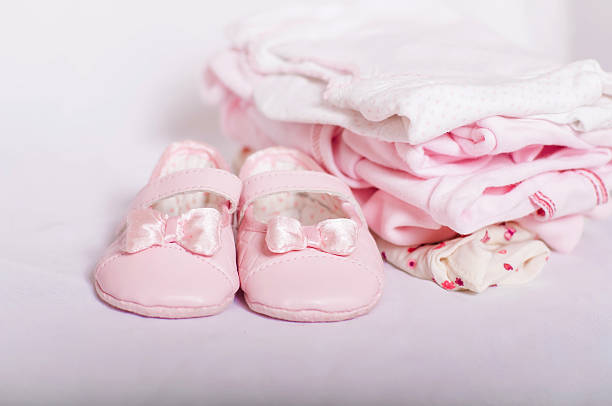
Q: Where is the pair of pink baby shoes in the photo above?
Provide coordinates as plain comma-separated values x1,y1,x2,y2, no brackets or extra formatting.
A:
94,141,384,322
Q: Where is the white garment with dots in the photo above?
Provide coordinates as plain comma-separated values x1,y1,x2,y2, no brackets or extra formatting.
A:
205,2,612,145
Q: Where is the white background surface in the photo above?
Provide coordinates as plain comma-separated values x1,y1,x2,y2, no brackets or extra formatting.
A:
1,1,611,404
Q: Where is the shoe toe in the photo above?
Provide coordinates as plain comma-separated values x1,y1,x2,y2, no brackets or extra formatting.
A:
95,246,235,317
243,252,382,321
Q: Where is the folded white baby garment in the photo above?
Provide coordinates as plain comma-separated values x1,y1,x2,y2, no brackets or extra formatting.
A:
206,1,612,144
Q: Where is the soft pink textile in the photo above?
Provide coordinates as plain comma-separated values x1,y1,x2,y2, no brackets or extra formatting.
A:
217,93,612,251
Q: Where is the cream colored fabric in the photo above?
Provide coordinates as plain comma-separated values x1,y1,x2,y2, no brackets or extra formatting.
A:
376,222,550,293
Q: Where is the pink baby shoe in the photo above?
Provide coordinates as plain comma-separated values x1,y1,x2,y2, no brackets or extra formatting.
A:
236,147,384,322
94,141,241,318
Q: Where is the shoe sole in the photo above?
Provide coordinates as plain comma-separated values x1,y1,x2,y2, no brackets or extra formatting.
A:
95,281,233,319
244,293,381,322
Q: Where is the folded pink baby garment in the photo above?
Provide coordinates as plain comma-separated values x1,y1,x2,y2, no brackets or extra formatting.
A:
203,2,612,263
218,93,612,251
375,223,550,293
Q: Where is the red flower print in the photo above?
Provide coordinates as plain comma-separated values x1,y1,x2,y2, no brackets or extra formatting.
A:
407,246,417,253
480,230,490,243
381,251,387,261
455,277,464,286
408,259,416,268
503,263,513,271
441,280,456,290
537,208,545,216
504,227,516,241
498,249,507,254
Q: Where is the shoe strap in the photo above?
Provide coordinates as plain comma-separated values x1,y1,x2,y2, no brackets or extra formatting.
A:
130,168,242,213
238,170,362,222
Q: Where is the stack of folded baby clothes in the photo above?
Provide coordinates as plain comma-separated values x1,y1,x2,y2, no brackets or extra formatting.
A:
203,2,612,292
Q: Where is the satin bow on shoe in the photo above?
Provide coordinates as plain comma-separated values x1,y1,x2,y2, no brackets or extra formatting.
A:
121,207,222,256
265,216,358,256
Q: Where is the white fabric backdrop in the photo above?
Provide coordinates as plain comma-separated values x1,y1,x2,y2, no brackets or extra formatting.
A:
1,1,611,404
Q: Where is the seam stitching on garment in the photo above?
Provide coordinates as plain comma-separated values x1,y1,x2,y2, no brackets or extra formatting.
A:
529,192,552,218
576,169,607,205
535,192,554,216
536,191,556,214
